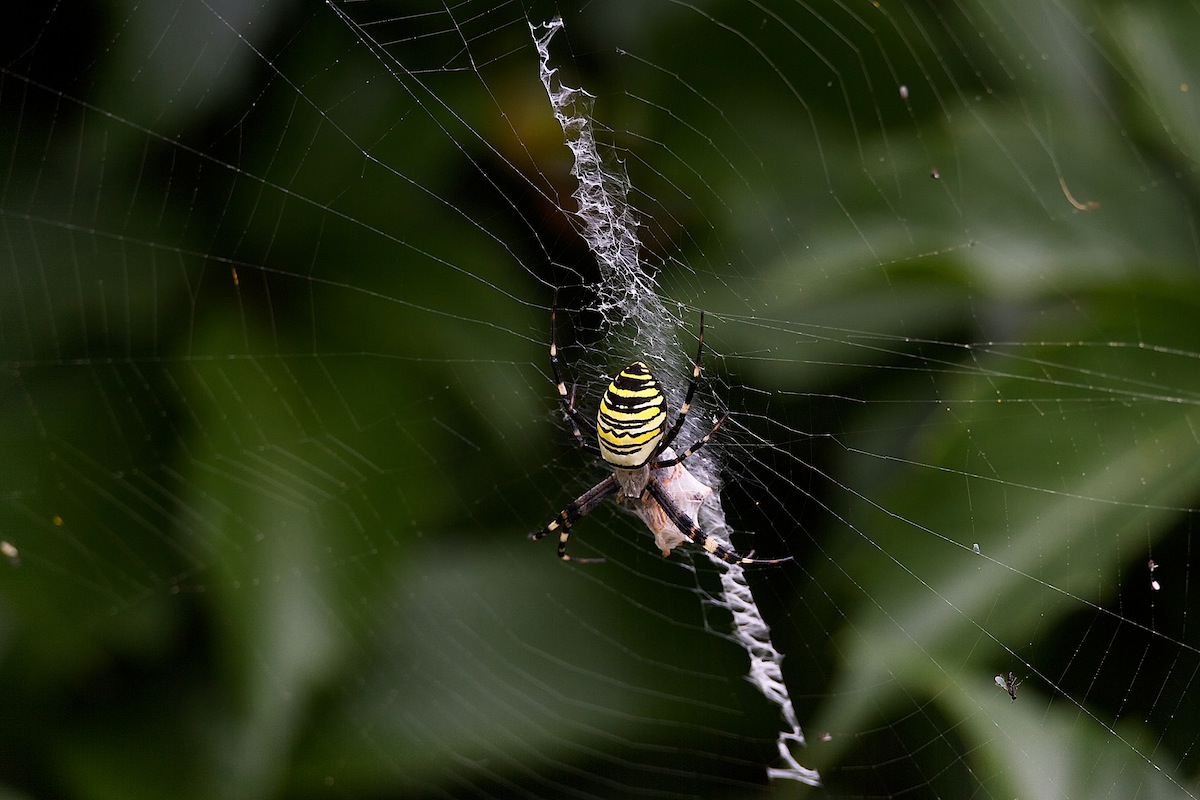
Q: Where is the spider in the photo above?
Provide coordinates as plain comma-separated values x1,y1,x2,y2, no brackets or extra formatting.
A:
529,300,791,566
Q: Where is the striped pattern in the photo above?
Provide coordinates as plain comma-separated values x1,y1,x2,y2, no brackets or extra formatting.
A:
596,361,667,468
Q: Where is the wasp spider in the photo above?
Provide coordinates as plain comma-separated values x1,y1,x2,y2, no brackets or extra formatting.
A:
530,301,790,566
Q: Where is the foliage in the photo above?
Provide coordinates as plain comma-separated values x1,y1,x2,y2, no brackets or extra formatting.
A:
2,1,1200,798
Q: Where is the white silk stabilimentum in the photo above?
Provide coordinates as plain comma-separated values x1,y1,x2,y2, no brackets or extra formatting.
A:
532,17,819,787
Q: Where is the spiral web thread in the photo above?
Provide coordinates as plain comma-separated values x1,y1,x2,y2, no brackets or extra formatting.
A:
531,17,819,786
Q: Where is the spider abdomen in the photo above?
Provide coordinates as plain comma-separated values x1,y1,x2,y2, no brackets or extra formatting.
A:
596,361,667,468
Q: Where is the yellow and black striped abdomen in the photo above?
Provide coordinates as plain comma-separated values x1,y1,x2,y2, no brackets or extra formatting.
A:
596,361,667,468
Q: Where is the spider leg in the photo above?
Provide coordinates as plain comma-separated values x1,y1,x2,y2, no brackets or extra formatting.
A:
550,296,601,454
653,413,727,468
566,383,603,456
529,474,618,562
645,477,790,565
659,310,706,453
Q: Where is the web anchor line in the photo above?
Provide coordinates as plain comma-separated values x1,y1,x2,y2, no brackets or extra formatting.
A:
531,16,819,787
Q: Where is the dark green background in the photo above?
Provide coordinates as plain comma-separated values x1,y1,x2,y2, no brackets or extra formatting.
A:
3,1,1200,797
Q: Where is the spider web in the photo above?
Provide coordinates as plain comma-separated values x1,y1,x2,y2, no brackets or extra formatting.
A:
3,1,1200,798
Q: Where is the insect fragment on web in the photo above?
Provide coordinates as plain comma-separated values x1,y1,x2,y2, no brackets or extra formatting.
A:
619,446,710,558
995,671,1021,702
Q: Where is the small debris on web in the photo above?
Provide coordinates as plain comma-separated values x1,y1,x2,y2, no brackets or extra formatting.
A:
1059,176,1100,211
995,671,1021,702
